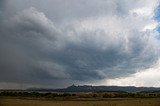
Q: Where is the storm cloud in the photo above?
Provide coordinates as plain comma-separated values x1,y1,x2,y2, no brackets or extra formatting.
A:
0,0,160,88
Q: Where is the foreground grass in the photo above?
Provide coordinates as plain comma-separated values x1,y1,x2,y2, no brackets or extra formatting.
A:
0,98,160,106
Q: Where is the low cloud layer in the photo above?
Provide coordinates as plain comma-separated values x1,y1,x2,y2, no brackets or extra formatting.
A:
0,0,160,88
103,59,160,87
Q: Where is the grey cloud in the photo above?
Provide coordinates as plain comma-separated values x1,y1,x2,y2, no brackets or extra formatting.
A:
4,0,139,23
0,0,159,88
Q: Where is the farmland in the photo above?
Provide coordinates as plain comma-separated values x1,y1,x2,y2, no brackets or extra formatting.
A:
0,98,160,106
0,91,160,106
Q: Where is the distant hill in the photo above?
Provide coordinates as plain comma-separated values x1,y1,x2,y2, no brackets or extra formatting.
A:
26,85,160,93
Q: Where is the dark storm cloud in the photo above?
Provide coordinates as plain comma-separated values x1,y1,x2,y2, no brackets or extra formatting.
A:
0,0,159,88
0,0,5,17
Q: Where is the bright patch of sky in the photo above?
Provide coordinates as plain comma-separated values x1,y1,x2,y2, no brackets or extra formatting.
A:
154,4,160,39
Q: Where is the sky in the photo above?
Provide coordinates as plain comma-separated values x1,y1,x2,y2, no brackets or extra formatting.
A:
0,0,160,89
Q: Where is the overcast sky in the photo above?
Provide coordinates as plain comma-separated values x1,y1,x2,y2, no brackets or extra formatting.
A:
0,0,160,89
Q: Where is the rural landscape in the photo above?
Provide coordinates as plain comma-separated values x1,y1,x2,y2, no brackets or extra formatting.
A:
1,0,160,105
0,85,160,106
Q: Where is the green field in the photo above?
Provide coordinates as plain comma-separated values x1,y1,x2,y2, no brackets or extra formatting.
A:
0,98,160,106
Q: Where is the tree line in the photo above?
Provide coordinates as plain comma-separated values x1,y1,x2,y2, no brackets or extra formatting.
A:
0,91,160,98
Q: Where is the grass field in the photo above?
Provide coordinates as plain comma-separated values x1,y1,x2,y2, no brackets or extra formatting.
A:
0,98,160,106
